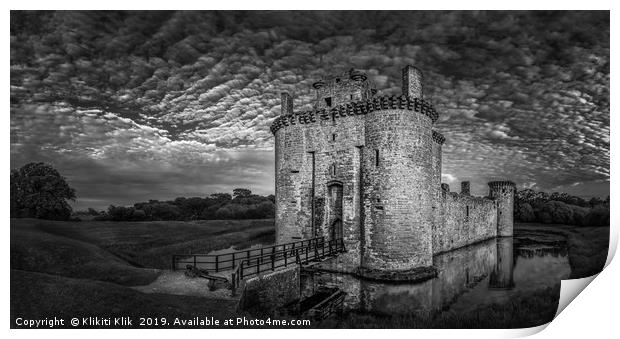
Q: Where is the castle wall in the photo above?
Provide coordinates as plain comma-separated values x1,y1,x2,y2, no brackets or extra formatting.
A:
361,109,434,271
273,65,513,276
433,192,498,254
274,111,365,270
274,123,312,242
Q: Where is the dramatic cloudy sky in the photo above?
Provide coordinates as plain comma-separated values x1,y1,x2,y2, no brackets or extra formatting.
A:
10,11,609,209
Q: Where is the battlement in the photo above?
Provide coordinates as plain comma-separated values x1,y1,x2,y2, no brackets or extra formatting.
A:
270,95,439,134
431,131,445,144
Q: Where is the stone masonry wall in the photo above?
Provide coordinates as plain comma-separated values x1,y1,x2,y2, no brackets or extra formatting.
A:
361,109,434,270
433,191,498,254
237,266,300,316
430,132,444,255
275,111,365,270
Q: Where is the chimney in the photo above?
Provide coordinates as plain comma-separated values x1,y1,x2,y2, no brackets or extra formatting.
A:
281,92,293,115
402,65,424,99
461,181,470,196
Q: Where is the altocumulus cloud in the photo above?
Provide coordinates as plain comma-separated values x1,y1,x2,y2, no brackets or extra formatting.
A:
10,11,609,209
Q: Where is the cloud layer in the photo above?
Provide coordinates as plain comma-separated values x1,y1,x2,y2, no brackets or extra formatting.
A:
10,11,610,208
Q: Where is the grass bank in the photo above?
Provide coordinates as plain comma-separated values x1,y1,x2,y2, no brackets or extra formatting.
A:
516,223,609,278
12,218,275,270
11,218,275,327
11,269,238,328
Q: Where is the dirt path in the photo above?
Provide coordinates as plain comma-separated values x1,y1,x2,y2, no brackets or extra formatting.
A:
132,270,240,301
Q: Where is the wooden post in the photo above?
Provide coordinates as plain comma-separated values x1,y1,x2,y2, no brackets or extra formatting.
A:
193,256,196,268
232,252,235,269
215,255,219,272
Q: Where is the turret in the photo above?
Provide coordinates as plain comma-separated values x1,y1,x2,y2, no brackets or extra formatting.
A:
488,181,516,237
312,68,375,110
431,131,444,191
281,92,293,115
431,130,445,251
402,65,424,99
460,181,470,196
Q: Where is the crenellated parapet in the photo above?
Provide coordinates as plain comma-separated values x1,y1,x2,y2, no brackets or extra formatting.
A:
270,95,439,134
431,131,445,144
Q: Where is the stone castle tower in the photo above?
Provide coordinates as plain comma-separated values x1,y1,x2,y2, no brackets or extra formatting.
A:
270,65,515,279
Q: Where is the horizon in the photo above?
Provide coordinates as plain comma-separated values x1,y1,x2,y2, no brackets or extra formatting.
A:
10,11,610,210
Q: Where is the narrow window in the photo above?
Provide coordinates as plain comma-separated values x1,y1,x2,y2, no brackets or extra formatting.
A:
325,97,332,107
336,78,340,83
466,205,469,217
332,133,337,141
375,149,380,167
350,94,354,100
330,164,336,175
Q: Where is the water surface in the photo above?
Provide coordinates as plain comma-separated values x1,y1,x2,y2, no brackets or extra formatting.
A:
303,230,570,316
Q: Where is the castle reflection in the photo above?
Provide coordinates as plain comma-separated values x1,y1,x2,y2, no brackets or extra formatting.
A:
302,234,570,315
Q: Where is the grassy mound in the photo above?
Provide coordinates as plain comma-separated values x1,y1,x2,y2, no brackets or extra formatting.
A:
11,220,160,286
11,269,238,328
15,218,275,269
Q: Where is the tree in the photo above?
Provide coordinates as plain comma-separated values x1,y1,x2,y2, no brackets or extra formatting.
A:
210,193,232,202
516,202,535,222
11,162,76,220
588,197,604,207
233,188,252,199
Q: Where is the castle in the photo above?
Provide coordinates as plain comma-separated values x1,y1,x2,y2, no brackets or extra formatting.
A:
270,66,515,280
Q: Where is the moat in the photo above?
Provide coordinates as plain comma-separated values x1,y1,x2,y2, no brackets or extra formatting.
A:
301,231,569,317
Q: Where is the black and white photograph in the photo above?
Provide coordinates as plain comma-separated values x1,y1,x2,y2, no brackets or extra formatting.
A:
9,8,612,331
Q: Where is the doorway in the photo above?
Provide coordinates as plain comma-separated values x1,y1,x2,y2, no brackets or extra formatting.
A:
327,182,343,240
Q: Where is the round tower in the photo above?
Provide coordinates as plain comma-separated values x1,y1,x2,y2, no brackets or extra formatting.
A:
488,181,516,237
360,65,436,274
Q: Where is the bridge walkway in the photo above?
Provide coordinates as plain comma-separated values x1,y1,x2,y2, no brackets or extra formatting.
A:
172,236,345,291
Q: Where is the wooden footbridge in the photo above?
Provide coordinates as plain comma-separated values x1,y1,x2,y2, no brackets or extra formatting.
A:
172,236,345,290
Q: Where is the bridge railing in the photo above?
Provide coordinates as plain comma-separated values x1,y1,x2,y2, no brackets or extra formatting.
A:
171,236,327,272
231,237,345,291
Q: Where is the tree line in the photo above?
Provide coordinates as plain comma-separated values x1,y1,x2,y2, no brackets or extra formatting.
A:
514,189,609,226
10,162,610,226
91,188,275,221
